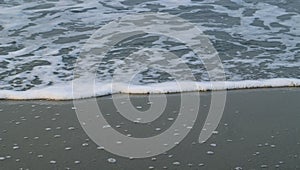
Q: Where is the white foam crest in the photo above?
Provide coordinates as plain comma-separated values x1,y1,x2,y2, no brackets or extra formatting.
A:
0,78,299,100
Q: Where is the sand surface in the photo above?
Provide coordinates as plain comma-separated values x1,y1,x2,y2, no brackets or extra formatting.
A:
0,88,300,169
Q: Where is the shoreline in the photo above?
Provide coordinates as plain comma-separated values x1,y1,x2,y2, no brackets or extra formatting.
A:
0,85,300,101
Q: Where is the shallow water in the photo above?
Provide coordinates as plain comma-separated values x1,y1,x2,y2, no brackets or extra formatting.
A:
0,0,299,99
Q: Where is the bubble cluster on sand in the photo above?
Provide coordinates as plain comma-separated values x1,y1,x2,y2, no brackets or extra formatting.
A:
172,161,181,166
210,143,217,147
50,160,56,164
107,158,117,163
148,166,155,169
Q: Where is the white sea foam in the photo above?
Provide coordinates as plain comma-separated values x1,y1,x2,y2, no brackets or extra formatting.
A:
0,78,299,100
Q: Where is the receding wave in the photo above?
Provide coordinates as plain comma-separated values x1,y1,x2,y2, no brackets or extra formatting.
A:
0,78,299,100
1,0,300,100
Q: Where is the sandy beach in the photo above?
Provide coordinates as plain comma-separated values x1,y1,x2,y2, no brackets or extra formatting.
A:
0,88,300,169
1,0,299,169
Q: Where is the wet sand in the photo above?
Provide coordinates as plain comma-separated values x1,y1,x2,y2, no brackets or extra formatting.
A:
0,88,300,169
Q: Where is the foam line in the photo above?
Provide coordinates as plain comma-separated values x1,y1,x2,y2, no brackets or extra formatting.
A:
0,78,299,100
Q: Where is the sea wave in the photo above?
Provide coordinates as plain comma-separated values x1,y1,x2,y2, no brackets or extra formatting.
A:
1,0,300,100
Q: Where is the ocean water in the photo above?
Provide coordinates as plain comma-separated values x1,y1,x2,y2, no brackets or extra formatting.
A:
0,0,299,99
